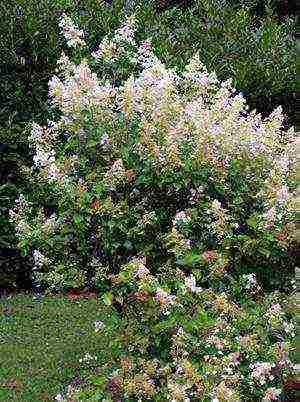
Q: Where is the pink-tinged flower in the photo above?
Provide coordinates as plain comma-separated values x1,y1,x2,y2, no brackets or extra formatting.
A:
115,24,135,43
262,387,281,401
263,207,277,229
189,187,204,204
276,156,290,172
173,211,190,226
184,103,195,117
134,258,150,279
59,14,85,48
156,77,170,90
223,98,230,108
47,164,64,181
184,239,192,249
207,335,226,351
73,62,99,90
266,302,285,322
198,74,209,86
155,288,176,306
211,200,222,210
138,39,152,55
269,303,283,314
276,186,289,204
48,75,64,99
108,159,126,177
175,365,184,374
246,138,267,154
276,342,291,368
202,250,218,262
250,362,274,385
229,352,240,365
211,124,222,134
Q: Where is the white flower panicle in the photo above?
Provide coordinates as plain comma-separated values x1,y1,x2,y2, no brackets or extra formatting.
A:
92,15,137,64
33,249,50,269
262,387,281,401
249,362,274,386
59,14,85,48
94,320,105,333
184,275,202,294
155,288,176,307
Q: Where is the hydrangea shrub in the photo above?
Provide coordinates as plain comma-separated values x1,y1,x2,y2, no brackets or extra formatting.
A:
10,14,297,291
9,14,297,400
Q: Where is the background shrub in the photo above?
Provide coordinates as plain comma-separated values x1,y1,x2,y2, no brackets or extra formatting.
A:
157,0,296,19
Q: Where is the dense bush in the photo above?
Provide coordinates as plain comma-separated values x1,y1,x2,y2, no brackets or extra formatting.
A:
9,12,297,291
205,1,296,19
0,1,295,282
56,288,296,401
8,12,297,401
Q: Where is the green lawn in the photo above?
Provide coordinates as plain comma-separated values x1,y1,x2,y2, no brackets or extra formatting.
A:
0,292,119,401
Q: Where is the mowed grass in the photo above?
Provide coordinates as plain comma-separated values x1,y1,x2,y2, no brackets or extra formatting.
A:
0,292,120,401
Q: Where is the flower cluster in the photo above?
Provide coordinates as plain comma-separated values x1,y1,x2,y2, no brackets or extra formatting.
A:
55,384,78,402
92,15,137,65
173,211,191,226
262,388,282,402
155,288,176,308
94,320,104,333
59,14,85,48
184,274,202,294
133,257,151,279
250,362,275,386
33,249,51,269
78,353,98,365
242,273,261,294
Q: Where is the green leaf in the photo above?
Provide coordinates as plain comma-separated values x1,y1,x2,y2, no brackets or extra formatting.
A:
73,214,84,226
246,215,260,229
178,251,201,267
258,248,271,258
102,292,113,306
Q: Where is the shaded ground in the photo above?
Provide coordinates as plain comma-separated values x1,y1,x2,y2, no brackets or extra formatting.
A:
0,292,118,401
